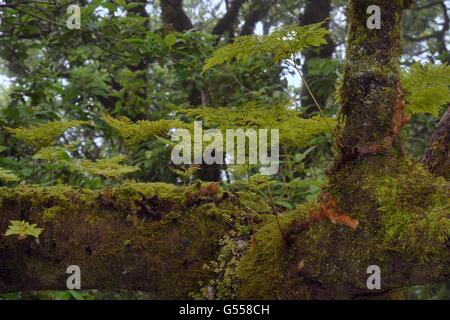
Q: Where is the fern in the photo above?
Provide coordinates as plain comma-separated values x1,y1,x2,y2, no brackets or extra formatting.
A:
401,63,450,117
5,220,43,239
76,155,139,179
170,165,200,180
182,101,335,147
203,22,329,72
102,114,188,145
32,146,73,164
0,167,19,183
5,120,89,149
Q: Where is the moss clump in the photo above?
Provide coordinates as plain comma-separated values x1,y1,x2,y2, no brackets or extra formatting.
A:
236,209,307,299
366,161,449,258
42,206,62,221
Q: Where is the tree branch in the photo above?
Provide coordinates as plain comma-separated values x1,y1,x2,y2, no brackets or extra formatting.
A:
212,0,246,36
160,0,193,32
240,0,275,35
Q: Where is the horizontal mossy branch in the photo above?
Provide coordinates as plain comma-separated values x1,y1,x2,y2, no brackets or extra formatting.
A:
0,165,448,299
0,182,260,297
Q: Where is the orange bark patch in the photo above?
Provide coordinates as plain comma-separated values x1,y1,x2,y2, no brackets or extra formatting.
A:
311,196,359,230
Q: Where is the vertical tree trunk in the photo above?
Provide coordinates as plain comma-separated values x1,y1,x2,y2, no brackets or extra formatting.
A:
421,106,450,179
338,0,406,159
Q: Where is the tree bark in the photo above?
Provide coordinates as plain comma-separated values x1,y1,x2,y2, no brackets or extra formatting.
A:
421,106,450,179
238,0,449,299
0,184,231,296
240,0,274,35
160,0,193,32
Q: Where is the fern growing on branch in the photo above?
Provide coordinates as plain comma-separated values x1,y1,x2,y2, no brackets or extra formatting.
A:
0,167,20,183
182,101,336,147
75,155,139,179
5,120,89,150
101,114,188,146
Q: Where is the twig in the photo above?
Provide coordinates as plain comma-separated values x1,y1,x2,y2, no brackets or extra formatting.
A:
266,185,286,240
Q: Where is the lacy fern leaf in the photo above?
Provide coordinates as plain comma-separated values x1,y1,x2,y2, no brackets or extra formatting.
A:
5,220,43,239
203,22,329,72
182,101,335,147
5,120,89,149
401,63,450,117
32,146,73,164
102,114,187,145
76,155,139,179
0,167,19,183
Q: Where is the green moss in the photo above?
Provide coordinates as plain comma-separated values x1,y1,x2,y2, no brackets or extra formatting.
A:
42,206,61,221
367,161,449,258
236,209,306,299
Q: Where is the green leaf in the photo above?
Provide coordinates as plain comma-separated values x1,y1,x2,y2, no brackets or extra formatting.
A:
165,34,177,48
203,22,329,72
5,220,44,239
113,0,127,7
5,120,89,149
401,63,450,117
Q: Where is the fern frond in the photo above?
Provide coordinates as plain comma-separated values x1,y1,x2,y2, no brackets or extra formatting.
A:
5,220,43,239
76,155,139,179
102,114,188,145
170,165,200,179
203,22,329,72
32,146,73,164
182,101,335,147
5,120,89,149
0,167,20,183
401,63,450,117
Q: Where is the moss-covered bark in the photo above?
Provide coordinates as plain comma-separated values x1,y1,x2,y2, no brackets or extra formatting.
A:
0,182,259,297
235,0,449,299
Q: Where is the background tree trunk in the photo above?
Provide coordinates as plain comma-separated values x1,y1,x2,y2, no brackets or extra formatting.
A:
421,106,450,179
299,0,335,116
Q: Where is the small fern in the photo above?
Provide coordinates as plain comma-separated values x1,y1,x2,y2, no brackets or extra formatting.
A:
0,167,19,183
32,146,73,164
5,120,89,149
102,114,187,145
203,22,329,72
5,220,43,239
401,63,450,117
76,155,139,179
183,101,335,147
170,165,200,180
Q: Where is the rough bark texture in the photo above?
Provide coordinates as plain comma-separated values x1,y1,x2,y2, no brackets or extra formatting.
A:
160,0,193,32
421,106,450,179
